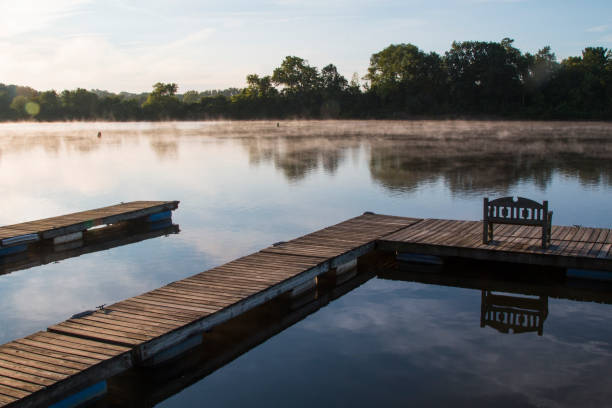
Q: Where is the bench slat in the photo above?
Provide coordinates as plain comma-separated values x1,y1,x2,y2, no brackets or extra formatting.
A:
483,197,552,248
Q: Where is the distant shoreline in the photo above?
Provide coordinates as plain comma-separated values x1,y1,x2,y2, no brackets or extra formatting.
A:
2,41,611,122
1,117,612,125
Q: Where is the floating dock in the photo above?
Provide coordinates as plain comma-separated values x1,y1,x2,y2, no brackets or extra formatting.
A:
378,218,612,272
0,201,179,256
0,213,610,407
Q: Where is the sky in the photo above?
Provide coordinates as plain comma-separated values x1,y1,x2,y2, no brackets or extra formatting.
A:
0,0,611,93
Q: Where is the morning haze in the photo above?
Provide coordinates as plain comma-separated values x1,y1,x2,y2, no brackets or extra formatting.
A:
0,1,611,408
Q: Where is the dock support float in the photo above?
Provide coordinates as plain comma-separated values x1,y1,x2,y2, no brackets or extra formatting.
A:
48,381,107,408
53,232,83,246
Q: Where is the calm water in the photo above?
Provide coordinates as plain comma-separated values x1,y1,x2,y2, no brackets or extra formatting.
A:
1,120,611,407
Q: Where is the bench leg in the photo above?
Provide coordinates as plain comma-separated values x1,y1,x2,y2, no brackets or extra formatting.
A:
547,214,553,247
483,221,488,244
483,222,493,244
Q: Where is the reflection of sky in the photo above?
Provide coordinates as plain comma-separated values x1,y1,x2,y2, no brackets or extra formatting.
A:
160,278,612,408
0,121,611,405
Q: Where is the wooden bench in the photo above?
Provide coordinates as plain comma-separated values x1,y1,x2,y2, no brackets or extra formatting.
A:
483,197,553,249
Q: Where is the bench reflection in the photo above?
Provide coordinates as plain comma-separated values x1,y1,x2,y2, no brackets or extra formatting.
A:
380,259,612,337
480,290,548,336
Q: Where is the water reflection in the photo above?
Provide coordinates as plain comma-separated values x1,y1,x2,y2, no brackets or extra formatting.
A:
1,121,610,195
381,260,612,338
234,121,612,192
94,251,383,407
150,140,179,161
481,291,548,336
240,136,353,181
0,219,179,277
85,255,612,407
0,121,611,406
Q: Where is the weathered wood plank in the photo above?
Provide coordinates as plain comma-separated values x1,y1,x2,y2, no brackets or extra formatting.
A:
14,338,117,361
47,323,147,347
0,348,89,371
0,383,29,399
0,353,77,377
0,201,179,246
62,317,164,339
27,332,129,356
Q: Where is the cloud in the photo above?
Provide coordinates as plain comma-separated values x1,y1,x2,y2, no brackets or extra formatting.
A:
0,0,91,38
0,27,244,92
587,25,610,33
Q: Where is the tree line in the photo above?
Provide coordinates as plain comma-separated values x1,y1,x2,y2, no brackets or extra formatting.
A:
1,38,610,121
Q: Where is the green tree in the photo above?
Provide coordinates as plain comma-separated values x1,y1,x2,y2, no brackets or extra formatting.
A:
37,90,62,120
366,43,424,88
9,95,29,119
142,82,182,119
272,56,319,94
182,90,200,104
551,47,612,117
0,84,16,120
445,38,525,113
532,46,558,83
61,88,99,119
366,43,446,113
320,64,348,93
243,74,278,98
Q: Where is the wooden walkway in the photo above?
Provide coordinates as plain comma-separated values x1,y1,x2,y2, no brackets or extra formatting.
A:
0,201,179,249
0,212,610,407
378,218,612,271
0,213,417,407
0,332,131,407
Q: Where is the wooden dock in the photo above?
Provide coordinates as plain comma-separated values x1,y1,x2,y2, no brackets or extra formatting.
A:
0,212,610,407
378,218,612,272
0,201,179,252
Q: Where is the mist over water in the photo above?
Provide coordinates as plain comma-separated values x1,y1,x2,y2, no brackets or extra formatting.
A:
0,120,611,407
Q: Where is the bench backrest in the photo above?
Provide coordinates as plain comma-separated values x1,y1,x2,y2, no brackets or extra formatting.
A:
484,196,549,225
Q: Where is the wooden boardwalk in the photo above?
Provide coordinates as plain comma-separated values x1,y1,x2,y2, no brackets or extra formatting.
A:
0,201,179,250
0,212,610,407
378,218,612,271
0,213,417,407
0,332,131,407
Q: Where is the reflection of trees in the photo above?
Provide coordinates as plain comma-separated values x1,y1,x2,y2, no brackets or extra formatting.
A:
0,134,63,155
1,121,610,194
274,149,319,181
64,135,102,153
321,148,342,174
369,137,612,195
239,123,612,192
150,140,179,161
241,136,358,181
